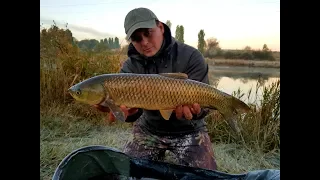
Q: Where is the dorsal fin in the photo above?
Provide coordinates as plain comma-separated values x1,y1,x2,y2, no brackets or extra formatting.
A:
158,73,188,79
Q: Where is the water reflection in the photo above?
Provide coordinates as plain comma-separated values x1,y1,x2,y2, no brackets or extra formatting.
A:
208,65,280,104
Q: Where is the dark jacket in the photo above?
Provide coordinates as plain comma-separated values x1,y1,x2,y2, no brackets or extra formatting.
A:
120,23,210,135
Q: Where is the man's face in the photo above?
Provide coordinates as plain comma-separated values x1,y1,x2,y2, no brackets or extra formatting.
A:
130,22,164,57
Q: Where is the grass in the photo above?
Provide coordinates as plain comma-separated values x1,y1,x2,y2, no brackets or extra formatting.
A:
205,80,280,153
40,24,280,180
40,115,131,180
40,114,280,180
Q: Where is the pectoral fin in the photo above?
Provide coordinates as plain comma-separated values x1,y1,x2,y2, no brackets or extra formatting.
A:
159,109,174,120
158,73,188,79
100,99,126,122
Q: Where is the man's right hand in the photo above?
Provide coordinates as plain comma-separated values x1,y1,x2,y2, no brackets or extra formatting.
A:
93,104,139,123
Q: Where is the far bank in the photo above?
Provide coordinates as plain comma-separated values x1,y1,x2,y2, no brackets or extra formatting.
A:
205,58,280,68
119,56,280,69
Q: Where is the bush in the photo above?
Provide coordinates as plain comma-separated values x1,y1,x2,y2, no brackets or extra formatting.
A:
204,49,276,61
40,25,121,111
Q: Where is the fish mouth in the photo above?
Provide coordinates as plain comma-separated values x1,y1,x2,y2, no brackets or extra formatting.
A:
67,86,78,96
67,86,75,95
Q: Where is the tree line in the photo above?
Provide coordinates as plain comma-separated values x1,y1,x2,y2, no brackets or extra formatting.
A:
43,21,277,60
75,37,121,52
41,22,121,52
165,20,277,61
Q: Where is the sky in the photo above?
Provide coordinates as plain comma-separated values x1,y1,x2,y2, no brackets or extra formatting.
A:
40,0,280,51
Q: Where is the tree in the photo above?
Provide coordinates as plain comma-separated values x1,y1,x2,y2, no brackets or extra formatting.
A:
175,25,184,43
179,25,184,43
114,37,120,49
262,44,269,51
94,42,108,52
205,37,221,58
175,25,180,41
197,29,206,54
207,38,219,50
165,20,172,29
244,46,251,51
108,38,114,49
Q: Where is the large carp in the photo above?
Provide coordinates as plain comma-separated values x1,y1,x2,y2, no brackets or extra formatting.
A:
68,73,250,133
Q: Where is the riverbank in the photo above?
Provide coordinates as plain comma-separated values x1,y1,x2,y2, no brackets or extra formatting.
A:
40,115,280,180
205,58,280,68
118,55,280,69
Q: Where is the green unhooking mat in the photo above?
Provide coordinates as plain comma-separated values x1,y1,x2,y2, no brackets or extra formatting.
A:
52,145,280,180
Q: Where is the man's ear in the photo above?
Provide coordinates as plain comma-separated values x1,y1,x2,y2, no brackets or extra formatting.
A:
159,22,164,34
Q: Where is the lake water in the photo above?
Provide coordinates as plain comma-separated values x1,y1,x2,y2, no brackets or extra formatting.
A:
208,65,280,105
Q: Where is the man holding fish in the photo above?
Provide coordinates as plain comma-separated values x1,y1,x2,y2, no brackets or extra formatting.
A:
92,7,219,170
92,7,219,171
67,7,282,179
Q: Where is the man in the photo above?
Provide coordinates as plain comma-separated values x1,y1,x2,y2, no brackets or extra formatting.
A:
94,7,217,170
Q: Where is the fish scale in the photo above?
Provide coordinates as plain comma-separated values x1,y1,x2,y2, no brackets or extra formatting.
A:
103,74,223,110
68,73,251,133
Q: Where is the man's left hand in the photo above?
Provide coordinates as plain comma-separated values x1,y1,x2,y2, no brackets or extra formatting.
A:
175,103,201,120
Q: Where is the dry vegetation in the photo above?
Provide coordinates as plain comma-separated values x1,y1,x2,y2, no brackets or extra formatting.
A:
40,25,280,180
205,58,280,68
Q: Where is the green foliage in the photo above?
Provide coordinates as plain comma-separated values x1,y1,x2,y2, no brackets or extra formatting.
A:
220,49,275,61
175,25,185,43
165,20,172,29
76,37,121,51
179,25,184,43
197,29,206,54
114,37,121,49
202,38,276,61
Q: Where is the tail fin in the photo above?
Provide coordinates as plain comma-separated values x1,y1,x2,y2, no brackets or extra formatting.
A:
231,96,251,114
226,115,241,133
220,110,241,133
223,97,251,133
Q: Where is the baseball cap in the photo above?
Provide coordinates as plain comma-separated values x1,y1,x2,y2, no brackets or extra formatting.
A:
124,7,158,40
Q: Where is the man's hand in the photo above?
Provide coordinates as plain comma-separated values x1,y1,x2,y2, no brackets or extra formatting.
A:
175,103,201,120
92,104,139,123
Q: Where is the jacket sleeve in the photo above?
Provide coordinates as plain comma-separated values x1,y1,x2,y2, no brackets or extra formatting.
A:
185,50,211,120
119,58,143,122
